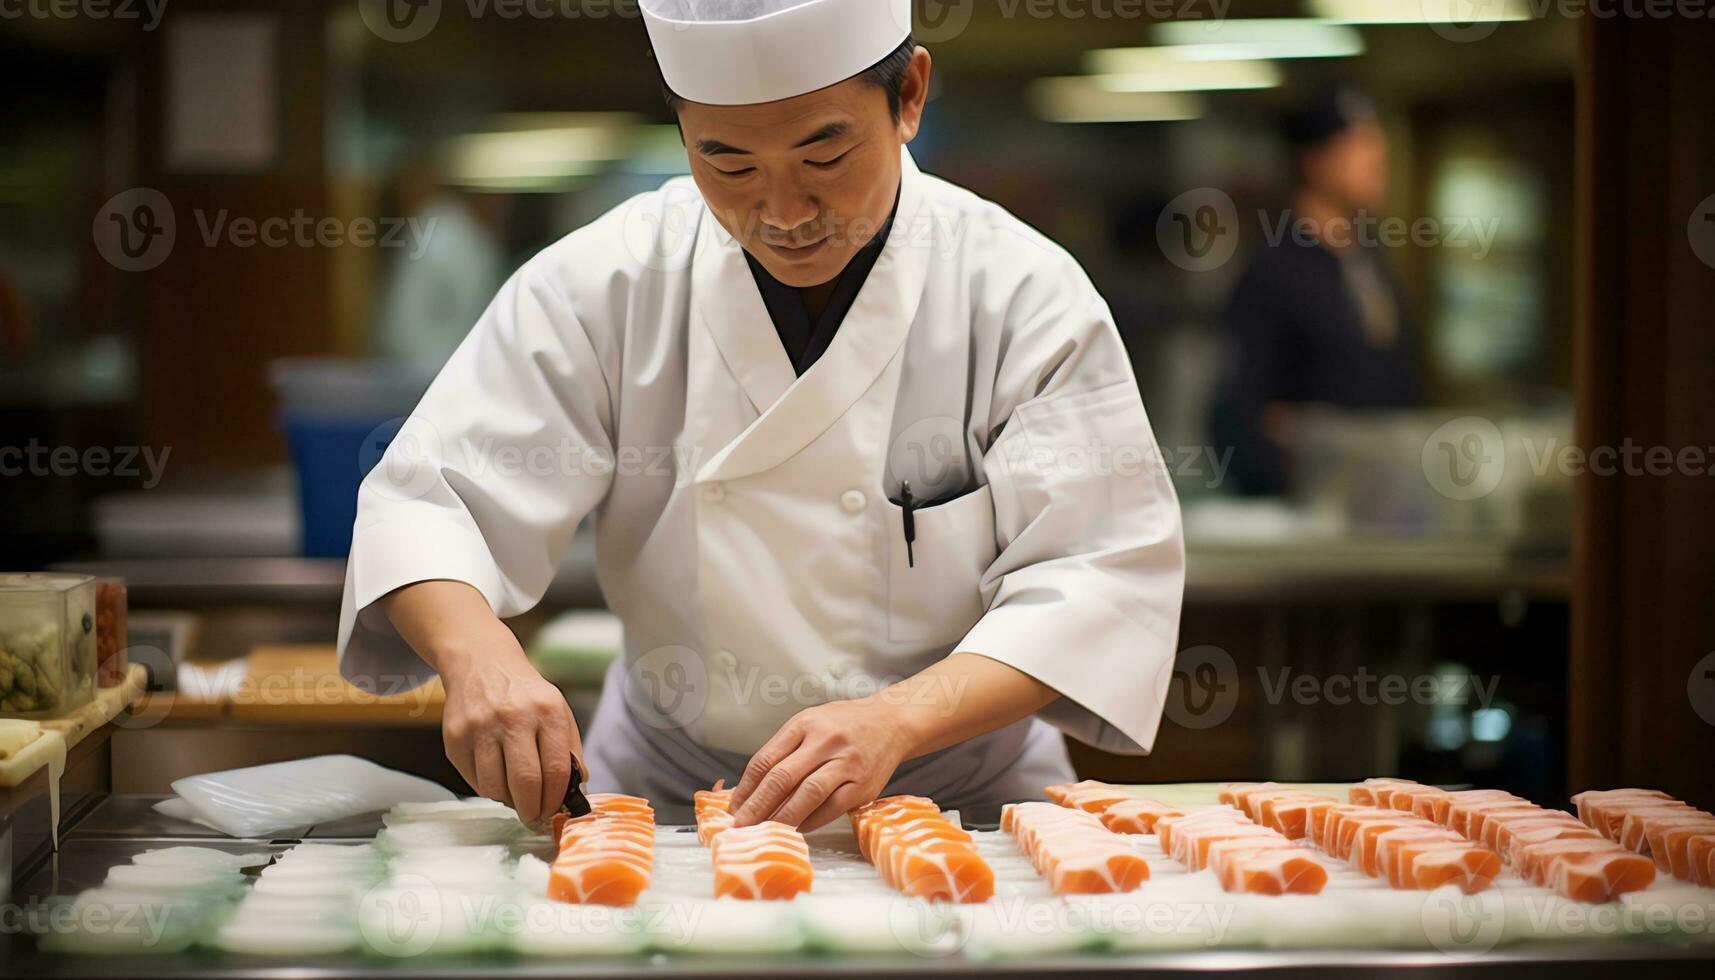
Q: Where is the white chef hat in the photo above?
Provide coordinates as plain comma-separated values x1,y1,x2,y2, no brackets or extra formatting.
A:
642,0,913,107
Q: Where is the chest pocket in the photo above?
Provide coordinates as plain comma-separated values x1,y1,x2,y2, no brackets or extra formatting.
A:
885,484,997,645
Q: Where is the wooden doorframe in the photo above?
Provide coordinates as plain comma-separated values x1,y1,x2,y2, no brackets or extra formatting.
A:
1571,15,1715,807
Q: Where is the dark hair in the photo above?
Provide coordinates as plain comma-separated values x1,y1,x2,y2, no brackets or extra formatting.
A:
659,36,917,120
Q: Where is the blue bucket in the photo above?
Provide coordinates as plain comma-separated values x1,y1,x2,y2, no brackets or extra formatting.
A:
270,360,432,558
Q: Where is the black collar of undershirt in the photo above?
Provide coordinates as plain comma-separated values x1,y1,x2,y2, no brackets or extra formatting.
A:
742,183,902,376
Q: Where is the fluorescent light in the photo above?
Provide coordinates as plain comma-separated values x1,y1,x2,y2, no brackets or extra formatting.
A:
1029,78,1204,124
1149,18,1365,60
1310,0,1533,23
441,113,639,190
1079,54,1283,93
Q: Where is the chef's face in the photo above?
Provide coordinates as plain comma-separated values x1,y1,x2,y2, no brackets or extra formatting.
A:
676,47,931,288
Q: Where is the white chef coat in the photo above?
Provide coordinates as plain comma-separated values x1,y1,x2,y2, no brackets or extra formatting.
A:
337,148,1185,785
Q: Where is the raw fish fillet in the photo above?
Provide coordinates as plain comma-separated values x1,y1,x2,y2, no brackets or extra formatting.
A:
1100,798,1183,835
851,796,993,903
1148,801,1327,895
548,795,655,906
1044,779,1134,813
1571,788,1715,886
710,821,813,900
1006,802,1149,894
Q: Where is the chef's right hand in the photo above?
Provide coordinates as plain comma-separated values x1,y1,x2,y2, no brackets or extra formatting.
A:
379,580,583,827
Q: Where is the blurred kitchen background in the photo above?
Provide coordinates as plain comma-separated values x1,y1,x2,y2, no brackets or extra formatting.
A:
1,2,1709,806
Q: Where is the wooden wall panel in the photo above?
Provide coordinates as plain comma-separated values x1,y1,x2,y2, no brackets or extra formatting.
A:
1571,16,1715,808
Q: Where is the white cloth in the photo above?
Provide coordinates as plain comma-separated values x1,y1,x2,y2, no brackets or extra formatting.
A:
642,0,912,106
338,148,1185,767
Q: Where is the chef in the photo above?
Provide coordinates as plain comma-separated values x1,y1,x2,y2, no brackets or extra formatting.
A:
337,0,1185,832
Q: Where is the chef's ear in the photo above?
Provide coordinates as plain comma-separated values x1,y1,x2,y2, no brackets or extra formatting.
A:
896,46,933,143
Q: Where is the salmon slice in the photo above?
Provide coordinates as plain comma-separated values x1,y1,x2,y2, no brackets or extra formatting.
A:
863,809,955,861
1512,838,1656,898
1316,806,1395,854
1047,850,1150,894
1255,794,1337,839
1410,846,1502,893
1689,834,1715,887
1618,808,1714,855
1006,801,1149,895
853,797,942,860
1224,847,1328,895
1487,818,1599,859
853,798,994,903
710,821,812,900
1099,799,1183,835
1571,788,1674,835
1374,827,1465,886
548,856,651,906
1349,778,1421,808
1458,802,1543,841
1154,807,1251,854
1415,789,1518,826
550,799,656,907
1539,846,1657,902
1570,788,1715,886
1045,780,1134,814
1218,782,1283,816
892,842,995,902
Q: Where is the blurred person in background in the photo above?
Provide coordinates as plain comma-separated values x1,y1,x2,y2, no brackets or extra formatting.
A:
373,161,509,371
1210,86,1424,497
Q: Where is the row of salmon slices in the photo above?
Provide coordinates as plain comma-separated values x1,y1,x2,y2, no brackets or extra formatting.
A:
1219,782,1499,894
1046,779,1329,894
547,794,656,906
1151,803,1330,894
849,796,995,903
1351,778,1656,902
1000,802,1150,894
689,781,815,900
1572,788,1715,886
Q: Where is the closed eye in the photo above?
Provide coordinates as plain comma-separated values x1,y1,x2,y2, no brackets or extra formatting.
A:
714,166,756,177
806,149,852,170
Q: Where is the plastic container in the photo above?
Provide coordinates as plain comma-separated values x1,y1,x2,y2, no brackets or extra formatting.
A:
268,359,434,558
0,574,98,718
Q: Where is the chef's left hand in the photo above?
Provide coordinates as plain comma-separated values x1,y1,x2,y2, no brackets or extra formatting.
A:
728,697,916,832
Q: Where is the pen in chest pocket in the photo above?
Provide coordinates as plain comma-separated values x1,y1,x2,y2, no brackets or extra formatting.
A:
898,481,917,568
